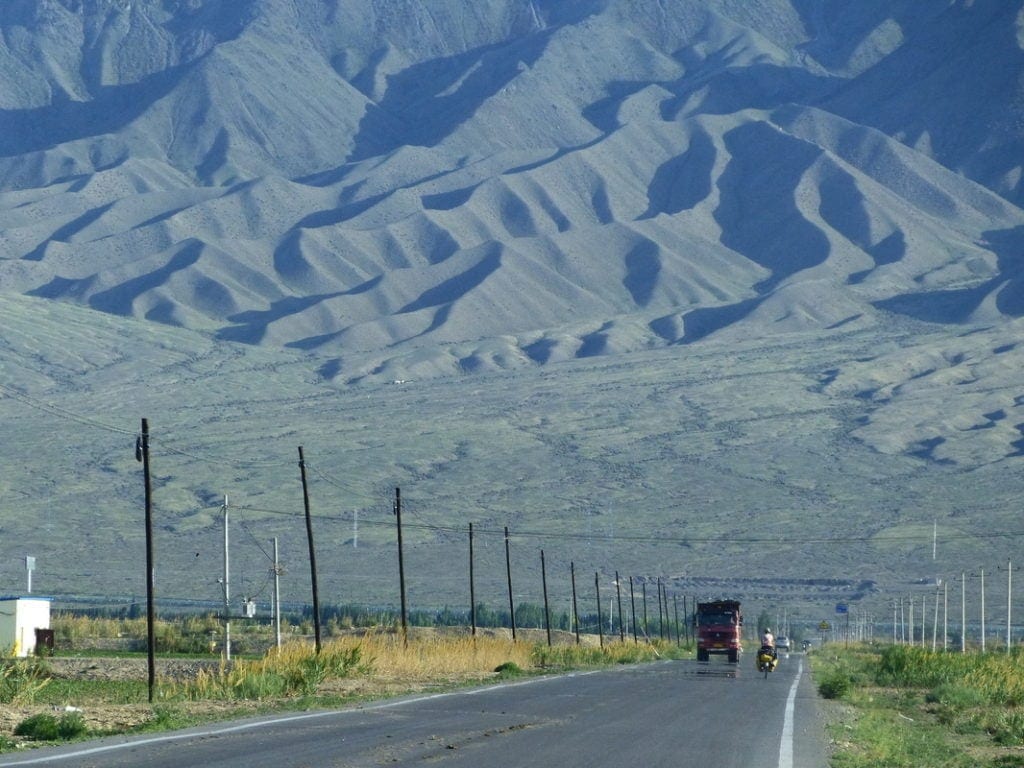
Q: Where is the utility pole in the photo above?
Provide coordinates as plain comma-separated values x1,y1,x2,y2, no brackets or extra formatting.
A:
909,596,914,647
615,572,625,643
504,526,516,642
137,418,156,704
571,561,580,645
659,581,667,638
222,495,231,662
961,572,967,653
981,568,986,653
469,523,476,637
298,447,322,654
943,579,948,651
395,487,408,647
630,577,638,644
642,582,648,639
673,596,681,646
272,537,282,652
1008,561,1013,654
541,550,551,648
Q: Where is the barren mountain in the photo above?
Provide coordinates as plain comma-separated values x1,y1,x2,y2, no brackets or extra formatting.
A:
0,0,1022,616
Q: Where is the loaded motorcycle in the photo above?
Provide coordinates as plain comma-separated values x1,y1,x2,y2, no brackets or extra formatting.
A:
756,645,778,678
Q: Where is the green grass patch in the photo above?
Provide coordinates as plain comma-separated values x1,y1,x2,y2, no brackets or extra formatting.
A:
14,711,88,742
813,645,1024,767
493,661,523,679
42,678,151,704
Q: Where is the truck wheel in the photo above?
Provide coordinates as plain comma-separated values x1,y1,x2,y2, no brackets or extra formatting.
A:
697,649,708,662
728,649,738,664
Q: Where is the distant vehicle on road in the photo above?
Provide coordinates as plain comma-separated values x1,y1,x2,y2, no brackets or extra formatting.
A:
694,600,743,663
776,635,791,651
801,639,812,651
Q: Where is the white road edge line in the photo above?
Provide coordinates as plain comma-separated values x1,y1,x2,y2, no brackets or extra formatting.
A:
0,668,603,766
777,658,803,768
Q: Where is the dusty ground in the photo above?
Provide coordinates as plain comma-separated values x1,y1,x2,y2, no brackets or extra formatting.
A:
1,658,226,739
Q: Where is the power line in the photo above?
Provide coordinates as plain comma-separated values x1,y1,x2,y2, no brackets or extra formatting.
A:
238,519,275,563
6,383,1022,549
226,503,1024,547
306,463,381,502
0,382,136,436
0,381,296,469
147,435,293,470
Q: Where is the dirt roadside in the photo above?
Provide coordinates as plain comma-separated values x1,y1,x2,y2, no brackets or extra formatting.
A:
0,655,489,742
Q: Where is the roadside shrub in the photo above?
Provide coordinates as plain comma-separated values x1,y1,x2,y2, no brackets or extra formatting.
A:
321,645,366,677
57,712,87,739
818,669,853,700
14,714,59,741
978,708,1024,746
926,683,987,710
0,659,52,704
493,662,522,679
874,645,965,688
14,711,87,741
285,657,329,696
233,671,289,700
146,706,190,732
178,641,371,701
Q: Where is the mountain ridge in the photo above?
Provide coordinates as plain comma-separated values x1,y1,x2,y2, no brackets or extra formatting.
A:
1,0,1023,608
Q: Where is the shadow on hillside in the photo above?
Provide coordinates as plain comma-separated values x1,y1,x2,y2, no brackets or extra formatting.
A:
874,224,1024,322
715,121,831,292
349,33,551,159
638,128,716,219
219,276,383,345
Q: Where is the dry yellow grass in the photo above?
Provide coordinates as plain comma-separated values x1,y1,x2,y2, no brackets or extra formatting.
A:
356,631,533,678
172,629,537,702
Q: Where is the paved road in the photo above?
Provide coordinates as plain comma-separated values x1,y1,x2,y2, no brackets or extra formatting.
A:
0,654,827,768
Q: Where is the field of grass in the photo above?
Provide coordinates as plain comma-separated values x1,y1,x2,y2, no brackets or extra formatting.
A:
812,644,1024,768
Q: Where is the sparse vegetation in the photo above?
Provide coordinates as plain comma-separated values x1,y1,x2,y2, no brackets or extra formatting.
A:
0,658,53,704
0,615,692,753
14,711,87,742
812,644,1024,767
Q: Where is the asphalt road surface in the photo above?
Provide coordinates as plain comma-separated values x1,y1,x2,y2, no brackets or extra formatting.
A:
0,654,827,768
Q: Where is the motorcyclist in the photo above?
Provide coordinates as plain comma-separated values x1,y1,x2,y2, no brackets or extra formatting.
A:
761,628,777,662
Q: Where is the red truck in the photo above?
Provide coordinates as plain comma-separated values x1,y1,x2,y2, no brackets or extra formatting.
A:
695,600,743,663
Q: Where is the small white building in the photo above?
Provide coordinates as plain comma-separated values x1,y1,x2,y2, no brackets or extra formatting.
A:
0,596,52,657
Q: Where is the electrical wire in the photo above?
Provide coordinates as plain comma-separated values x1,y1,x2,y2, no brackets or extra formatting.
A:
0,382,136,436
148,435,293,470
307,463,382,503
238,519,275,563
225,502,1024,547
0,382,291,469
4,381,1022,550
